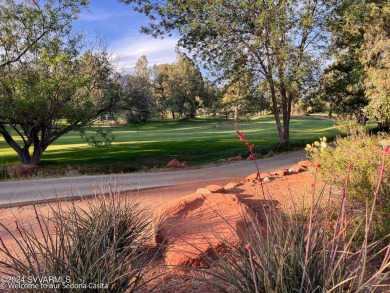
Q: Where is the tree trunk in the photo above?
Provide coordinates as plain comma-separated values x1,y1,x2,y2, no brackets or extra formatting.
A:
328,108,333,117
281,92,293,144
378,121,390,132
0,126,33,164
267,77,286,144
30,144,45,165
18,149,32,164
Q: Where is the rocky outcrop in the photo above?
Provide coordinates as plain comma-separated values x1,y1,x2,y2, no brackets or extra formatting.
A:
154,192,255,268
288,164,307,174
153,159,313,269
167,159,188,168
244,172,273,181
276,169,289,176
196,185,225,194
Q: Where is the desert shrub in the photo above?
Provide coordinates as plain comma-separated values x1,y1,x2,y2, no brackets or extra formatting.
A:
0,187,159,292
198,166,390,293
306,132,390,202
306,131,390,240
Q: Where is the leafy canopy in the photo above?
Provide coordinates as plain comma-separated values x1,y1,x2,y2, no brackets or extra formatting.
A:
0,0,119,165
120,0,333,143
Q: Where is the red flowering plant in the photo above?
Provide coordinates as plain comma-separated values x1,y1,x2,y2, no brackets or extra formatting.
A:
234,121,260,179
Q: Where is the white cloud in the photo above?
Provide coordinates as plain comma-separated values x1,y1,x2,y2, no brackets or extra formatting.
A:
79,6,135,22
110,36,179,72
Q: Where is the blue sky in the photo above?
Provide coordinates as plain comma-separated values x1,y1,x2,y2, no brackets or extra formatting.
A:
75,0,179,72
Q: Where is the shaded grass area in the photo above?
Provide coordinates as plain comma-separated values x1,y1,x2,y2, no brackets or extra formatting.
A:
0,116,340,175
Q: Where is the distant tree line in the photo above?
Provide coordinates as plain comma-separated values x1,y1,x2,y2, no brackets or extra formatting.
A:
118,54,272,123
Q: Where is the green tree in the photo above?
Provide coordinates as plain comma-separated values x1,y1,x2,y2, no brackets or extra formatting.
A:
151,54,205,119
151,63,171,119
119,55,153,123
327,0,390,129
197,78,223,117
222,68,257,120
317,55,367,120
170,53,205,118
120,0,332,143
360,3,390,130
0,0,87,67
0,0,119,165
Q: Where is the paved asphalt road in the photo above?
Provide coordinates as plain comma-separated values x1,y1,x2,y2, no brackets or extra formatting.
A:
0,150,306,207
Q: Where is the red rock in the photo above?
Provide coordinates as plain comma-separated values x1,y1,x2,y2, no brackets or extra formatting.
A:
276,169,289,176
244,172,273,182
224,182,242,190
167,159,182,168
154,193,257,268
227,155,242,161
8,164,39,177
288,164,307,173
298,160,312,167
196,188,211,194
245,173,260,181
260,172,272,179
204,185,225,193
180,161,188,168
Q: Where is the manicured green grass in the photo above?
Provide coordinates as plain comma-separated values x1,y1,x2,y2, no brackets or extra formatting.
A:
0,115,340,175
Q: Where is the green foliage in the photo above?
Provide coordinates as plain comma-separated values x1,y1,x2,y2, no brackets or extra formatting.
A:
316,55,367,119
307,132,389,201
326,0,390,128
118,55,153,123
222,67,268,119
305,136,328,158
365,95,390,131
0,1,120,165
307,121,390,240
0,189,159,292
0,0,88,68
152,53,205,119
79,127,115,147
358,2,390,129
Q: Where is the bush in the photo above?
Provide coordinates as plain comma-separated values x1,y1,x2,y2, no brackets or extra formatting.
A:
0,186,159,292
306,129,390,239
306,132,390,201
